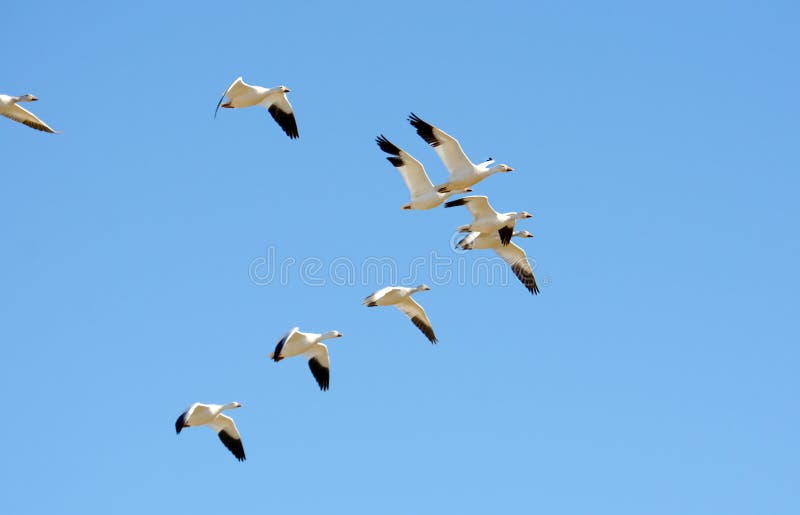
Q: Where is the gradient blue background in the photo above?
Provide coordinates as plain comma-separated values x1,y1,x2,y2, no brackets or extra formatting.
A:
2,1,798,513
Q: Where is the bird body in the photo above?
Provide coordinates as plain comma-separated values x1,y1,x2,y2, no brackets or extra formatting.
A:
376,135,471,210
408,113,512,192
0,94,59,133
215,77,299,139
175,401,246,461
270,327,343,391
363,284,438,343
444,195,532,245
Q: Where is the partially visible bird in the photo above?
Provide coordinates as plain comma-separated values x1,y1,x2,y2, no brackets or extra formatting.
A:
376,135,471,210
444,195,532,246
175,402,246,461
408,113,512,192
269,327,344,391
363,284,438,344
215,77,298,139
0,94,59,133
457,230,540,295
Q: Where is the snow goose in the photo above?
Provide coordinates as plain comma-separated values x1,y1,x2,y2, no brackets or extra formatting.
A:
376,135,472,210
363,284,438,343
175,402,245,461
408,113,512,192
457,230,539,295
269,327,343,391
215,77,298,139
444,195,532,246
0,94,59,133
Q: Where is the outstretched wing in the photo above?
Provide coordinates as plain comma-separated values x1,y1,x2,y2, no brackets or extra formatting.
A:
305,343,330,391
224,76,255,98
495,243,539,295
271,327,300,361
265,92,299,139
408,113,472,176
376,135,434,198
2,104,58,133
208,414,246,461
456,232,481,250
395,297,438,344
443,195,497,221
215,76,256,118
175,403,199,434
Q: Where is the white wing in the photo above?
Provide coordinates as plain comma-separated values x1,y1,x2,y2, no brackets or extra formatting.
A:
457,232,481,249
408,113,473,176
208,414,246,461
223,76,256,99
2,103,58,133
376,135,434,198
395,297,438,344
208,414,241,439
444,195,498,220
364,286,393,305
271,326,303,360
494,243,540,295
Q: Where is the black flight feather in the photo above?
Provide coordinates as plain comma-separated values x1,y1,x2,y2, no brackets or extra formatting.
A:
308,357,330,391
410,316,438,344
218,430,246,461
268,105,299,139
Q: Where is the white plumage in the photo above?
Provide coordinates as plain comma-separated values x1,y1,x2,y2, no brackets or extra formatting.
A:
363,284,438,343
215,76,299,139
376,135,471,210
175,402,246,461
269,327,343,390
0,94,59,133
444,195,532,246
408,113,512,192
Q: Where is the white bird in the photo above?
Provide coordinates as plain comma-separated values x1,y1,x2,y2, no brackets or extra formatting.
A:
175,402,246,461
376,135,472,210
269,327,343,391
444,195,532,246
363,284,437,343
215,77,298,139
0,94,59,133
457,230,540,295
408,113,512,192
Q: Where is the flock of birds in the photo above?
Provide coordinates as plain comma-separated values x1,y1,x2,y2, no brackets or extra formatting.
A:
3,76,539,462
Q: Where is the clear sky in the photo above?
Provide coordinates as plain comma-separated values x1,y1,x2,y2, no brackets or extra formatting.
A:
2,1,798,514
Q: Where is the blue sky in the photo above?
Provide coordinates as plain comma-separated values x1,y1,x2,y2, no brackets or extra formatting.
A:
1,1,798,513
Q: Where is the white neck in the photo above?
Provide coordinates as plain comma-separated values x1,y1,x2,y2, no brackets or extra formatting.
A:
319,331,339,341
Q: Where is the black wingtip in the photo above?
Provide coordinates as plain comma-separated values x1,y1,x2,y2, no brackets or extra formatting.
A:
444,198,467,208
218,431,246,461
386,157,403,167
408,113,440,147
511,263,540,296
308,357,330,391
272,337,287,362
214,93,225,119
498,226,513,246
410,316,438,344
376,134,401,156
175,413,186,434
268,105,299,139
